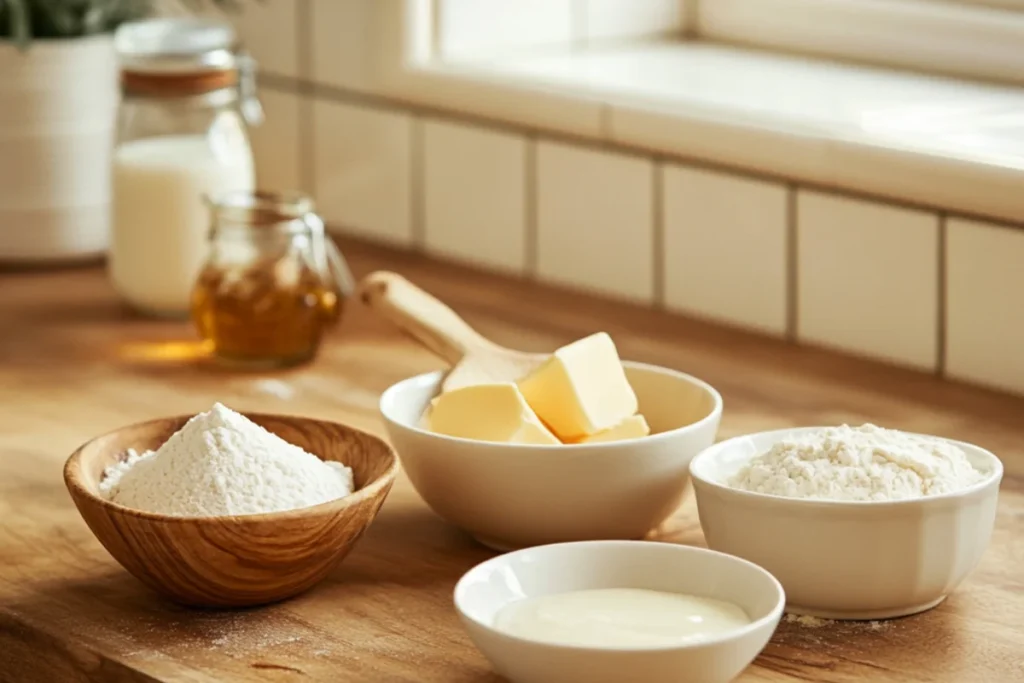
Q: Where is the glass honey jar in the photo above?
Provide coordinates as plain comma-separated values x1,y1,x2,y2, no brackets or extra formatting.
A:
191,191,354,368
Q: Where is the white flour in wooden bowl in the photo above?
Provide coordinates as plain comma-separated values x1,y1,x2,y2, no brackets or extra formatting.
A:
728,424,985,502
99,403,353,516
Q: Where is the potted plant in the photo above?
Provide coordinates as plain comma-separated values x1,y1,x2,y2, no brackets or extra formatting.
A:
0,0,237,265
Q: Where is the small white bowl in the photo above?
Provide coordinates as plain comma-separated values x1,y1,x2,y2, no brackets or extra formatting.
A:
380,362,722,550
454,540,784,683
689,427,1003,620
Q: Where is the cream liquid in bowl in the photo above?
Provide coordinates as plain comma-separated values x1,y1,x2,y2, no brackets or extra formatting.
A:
494,588,751,648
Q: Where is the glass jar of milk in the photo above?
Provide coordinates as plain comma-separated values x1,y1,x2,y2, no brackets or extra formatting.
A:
109,18,261,317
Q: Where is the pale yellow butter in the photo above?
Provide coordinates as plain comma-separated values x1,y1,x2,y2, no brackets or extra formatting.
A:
517,332,638,442
572,414,650,444
426,382,560,445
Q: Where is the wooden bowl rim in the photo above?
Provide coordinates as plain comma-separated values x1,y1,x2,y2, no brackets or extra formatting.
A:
63,411,400,523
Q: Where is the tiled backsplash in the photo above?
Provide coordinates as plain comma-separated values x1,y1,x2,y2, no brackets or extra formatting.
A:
661,167,788,337
422,120,528,274
536,141,655,303
239,1,1023,399
312,99,415,247
795,192,941,373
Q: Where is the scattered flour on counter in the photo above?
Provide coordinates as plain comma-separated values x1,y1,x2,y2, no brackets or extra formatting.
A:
785,614,831,628
728,424,986,502
252,378,296,400
783,613,888,631
99,403,353,516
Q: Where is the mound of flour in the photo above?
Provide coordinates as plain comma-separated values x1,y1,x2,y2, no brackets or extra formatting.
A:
728,424,985,502
100,403,353,516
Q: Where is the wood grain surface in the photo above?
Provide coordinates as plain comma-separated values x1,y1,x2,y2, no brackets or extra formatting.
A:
1,238,1023,683
64,413,398,608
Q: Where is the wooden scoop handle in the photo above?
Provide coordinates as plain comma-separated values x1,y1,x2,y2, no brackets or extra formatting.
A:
357,271,498,365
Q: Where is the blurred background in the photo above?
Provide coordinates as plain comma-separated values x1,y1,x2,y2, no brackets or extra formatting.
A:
1,0,1021,394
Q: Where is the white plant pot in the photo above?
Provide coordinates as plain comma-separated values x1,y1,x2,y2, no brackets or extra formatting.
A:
0,35,118,264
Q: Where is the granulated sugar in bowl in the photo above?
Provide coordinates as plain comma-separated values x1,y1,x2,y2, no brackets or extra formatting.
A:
100,403,354,516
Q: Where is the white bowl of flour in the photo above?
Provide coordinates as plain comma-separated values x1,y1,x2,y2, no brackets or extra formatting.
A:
689,424,1003,621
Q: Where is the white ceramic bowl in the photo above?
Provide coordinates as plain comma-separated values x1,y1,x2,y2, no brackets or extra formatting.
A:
454,540,784,683
380,362,722,550
689,427,1004,620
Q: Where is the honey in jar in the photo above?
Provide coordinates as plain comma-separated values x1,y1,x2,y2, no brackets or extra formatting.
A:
191,191,353,368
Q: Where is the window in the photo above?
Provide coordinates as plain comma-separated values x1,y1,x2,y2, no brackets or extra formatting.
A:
697,0,1024,85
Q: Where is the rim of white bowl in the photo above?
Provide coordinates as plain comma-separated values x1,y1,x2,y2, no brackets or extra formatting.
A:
453,540,785,652
689,426,1005,509
379,361,724,451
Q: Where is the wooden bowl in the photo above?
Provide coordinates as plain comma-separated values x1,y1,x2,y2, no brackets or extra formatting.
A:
63,412,399,608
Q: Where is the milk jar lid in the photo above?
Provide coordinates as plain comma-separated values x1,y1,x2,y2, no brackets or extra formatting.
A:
114,17,238,75
114,17,263,125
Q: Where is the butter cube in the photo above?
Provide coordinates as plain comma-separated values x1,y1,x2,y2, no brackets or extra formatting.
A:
517,332,638,442
572,414,650,444
426,383,560,445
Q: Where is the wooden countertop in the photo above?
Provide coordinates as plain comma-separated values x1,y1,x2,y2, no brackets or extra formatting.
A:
1,240,1022,683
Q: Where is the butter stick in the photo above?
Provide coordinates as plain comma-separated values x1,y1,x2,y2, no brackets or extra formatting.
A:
518,332,638,442
571,414,651,444
426,382,559,445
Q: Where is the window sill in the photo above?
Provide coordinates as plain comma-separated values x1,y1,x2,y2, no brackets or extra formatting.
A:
385,39,1024,225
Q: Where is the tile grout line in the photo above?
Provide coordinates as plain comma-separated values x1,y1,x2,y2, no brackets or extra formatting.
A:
254,74,1024,232
786,184,799,342
682,0,701,38
571,0,589,49
429,0,442,58
411,119,426,250
652,162,666,308
296,0,312,81
295,0,315,196
524,136,539,278
298,97,315,196
936,213,948,376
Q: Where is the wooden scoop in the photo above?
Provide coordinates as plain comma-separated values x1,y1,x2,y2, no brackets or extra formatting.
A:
357,271,544,392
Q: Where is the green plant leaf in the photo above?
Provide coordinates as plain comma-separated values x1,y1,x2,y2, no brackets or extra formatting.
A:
1,0,253,45
4,0,32,47
36,0,78,36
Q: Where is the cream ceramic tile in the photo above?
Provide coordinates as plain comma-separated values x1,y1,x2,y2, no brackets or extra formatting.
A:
536,141,654,302
797,191,939,370
250,88,302,194
582,0,688,42
232,0,299,78
946,218,1024,395
310,0,381,91
662,166,788,335
312,99,413,245
423,120,527,273
437,0,574,58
